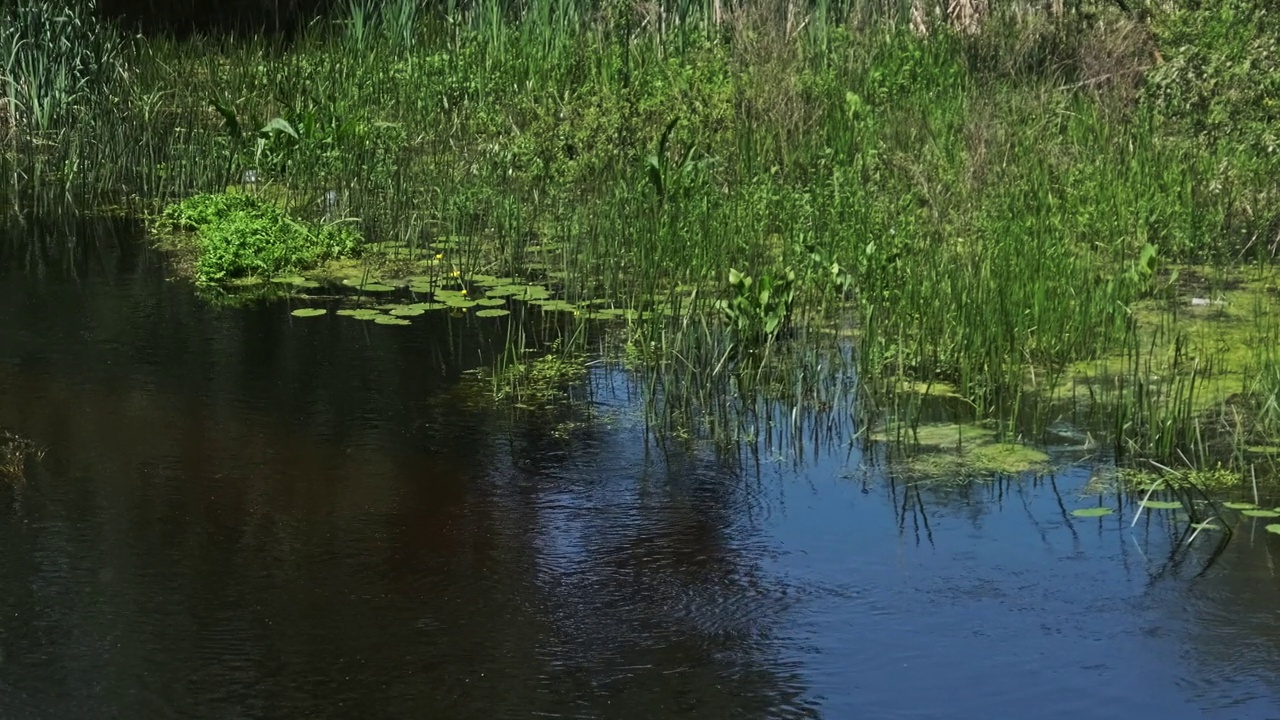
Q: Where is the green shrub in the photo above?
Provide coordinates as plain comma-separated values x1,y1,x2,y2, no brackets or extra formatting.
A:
159,191,360,284
1144,0,1280,152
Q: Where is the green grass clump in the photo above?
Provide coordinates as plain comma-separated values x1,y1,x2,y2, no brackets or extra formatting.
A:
157,191,360,284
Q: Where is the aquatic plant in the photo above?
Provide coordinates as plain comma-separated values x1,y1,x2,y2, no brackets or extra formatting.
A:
2,0,1279,466
1,427,43,481
156,191,361,283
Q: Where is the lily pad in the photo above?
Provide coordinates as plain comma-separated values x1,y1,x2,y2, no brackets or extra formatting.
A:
291,308,328,317
390,307,426,317
475,308,510,318
1190,521,1220,531
1242,509,1280,518
373,316,412,326
357,283,397,292
336,308,380,318
1071,507,1114,518
482,286,520,297
475,298,507,307
1222,502,1259,510
1266,524,1280,536
1140,500,1183,510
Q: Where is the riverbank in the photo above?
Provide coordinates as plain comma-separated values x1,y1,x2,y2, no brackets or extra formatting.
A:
3,0,1278,473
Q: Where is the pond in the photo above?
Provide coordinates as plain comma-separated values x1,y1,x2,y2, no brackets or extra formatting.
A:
2,213,1280,719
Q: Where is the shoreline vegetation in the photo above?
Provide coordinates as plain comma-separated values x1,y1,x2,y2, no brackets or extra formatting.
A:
2,0,1278,483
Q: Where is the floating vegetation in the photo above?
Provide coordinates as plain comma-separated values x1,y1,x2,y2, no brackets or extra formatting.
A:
291,308,328,317
1241,509,1280,518
373,316,412,326
1139,500,1183,510
153,191,360,285
336,308,381,318
874,423,1051,480
1,428,44,481
1071,507,1115,518
1267,525,1280,536
475,308,510,318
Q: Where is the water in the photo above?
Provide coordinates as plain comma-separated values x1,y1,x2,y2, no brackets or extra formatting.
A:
3,213,1280,719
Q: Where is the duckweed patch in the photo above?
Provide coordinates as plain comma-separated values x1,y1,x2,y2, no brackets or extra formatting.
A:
874,423,1051,480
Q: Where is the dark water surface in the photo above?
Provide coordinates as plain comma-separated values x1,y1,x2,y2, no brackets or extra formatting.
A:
3,214,1280,719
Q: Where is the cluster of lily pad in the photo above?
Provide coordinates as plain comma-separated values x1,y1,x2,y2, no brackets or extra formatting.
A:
1070,497,1280,535
274,244,653,326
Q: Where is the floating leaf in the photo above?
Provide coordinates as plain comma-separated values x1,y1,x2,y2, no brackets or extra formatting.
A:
291,308,327,317
483,285,521,297
1242,509,1280,518
357,283,396,292
1222,502,1258,510
390,307,425,317
1190,521,1220,531
475,298,507,307
1072,507,1114,518
1140,500,1182,510
475,308,510,318
271,275,308,284
1267,524,1280,536
410,302,446,311
336,308,380,318
373,316,412,326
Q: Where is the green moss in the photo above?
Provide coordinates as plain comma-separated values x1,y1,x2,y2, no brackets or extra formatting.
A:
155,191,361,285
